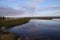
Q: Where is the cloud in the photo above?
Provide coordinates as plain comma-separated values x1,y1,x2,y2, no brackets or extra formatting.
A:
27,0,43,3
0,0,44,16
45,5,60,10
14,5,36,13
0,0,13,1
0,0,60,17
53,12,60,16
22,0,44,13
38,5,60,11
14,5,60,17
7,0,12,1
15,0,60,14
0,6,24,16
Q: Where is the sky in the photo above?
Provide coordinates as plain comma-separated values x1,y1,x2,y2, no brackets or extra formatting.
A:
0,0,60,17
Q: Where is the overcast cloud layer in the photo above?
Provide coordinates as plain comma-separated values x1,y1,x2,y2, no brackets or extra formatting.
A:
0,0,60,17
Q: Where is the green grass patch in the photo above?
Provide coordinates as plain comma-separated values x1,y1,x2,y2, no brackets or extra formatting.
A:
0,18,30,28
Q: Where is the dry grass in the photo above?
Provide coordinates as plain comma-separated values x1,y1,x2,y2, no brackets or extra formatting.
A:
0,33,15,40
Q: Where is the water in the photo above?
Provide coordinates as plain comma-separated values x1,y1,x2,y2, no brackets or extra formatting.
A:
9,19,60,40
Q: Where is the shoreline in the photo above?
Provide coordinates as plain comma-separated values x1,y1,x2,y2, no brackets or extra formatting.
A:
0,18,30,29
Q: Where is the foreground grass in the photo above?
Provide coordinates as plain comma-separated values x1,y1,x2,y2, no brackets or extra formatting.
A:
0,18,30,28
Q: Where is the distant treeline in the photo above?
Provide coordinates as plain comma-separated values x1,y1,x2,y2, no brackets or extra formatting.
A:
0,16,6,19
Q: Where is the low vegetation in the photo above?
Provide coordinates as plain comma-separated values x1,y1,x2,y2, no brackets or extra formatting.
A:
0,18,30,28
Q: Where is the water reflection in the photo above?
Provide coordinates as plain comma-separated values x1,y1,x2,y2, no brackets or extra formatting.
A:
10,19,60,40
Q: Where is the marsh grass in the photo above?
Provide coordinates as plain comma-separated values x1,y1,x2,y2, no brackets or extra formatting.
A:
0,18,30,28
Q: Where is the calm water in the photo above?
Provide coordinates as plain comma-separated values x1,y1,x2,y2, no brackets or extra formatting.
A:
10,19,60,40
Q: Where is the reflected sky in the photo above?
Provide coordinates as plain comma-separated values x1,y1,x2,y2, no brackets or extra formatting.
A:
10,19,60,38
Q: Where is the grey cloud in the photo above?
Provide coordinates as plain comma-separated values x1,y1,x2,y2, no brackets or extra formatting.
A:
16,5,36,13
16,5,60,14
21,5,60,12
26,0,43,3
49,12,60,16
0,6,24,16
38,5,60,11
54,12,60,14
